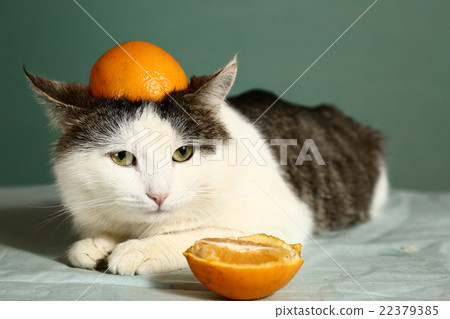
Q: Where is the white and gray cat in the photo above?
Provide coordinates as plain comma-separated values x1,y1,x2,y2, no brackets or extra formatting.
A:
25,58,388,275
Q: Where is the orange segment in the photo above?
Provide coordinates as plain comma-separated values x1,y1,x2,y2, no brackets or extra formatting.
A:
183,234,304,300
89,40,188,102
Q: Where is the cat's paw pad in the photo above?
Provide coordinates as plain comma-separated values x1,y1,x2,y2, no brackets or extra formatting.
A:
67,237,116,270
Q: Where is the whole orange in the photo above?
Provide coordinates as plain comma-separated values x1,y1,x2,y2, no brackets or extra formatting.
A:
89,40,188,101
183,234,304,300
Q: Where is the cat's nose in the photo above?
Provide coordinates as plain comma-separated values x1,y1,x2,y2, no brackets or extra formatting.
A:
147,193,169,207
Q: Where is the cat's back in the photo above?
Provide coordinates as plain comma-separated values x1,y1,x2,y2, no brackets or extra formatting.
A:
228,89,378,141
228,89,385,233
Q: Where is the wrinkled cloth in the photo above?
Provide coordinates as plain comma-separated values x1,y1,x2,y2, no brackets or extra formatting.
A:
0,185,448,300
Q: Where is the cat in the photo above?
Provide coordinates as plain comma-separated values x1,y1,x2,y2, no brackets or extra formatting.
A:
25,57,388,275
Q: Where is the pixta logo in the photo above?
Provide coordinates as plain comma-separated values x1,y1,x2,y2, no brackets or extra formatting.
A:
126,129,325,175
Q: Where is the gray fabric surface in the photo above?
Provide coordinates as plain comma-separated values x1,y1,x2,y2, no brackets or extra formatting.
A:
0,185,449,300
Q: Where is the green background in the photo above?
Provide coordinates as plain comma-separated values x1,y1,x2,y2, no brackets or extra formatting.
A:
1,0,449,190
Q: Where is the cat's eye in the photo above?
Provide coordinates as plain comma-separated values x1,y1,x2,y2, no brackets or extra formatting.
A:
172,145,194,162
110,151,136,166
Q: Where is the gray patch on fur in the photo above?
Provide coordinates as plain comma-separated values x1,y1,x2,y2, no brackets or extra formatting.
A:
229,90,384,233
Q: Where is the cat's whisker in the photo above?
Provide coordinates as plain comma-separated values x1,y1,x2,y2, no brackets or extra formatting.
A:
42,208,69,217
53,213,74,231
63,197,112,206
194,190,233,196
111,202,144,209
115,198,141,203
33,210,72,233
196,188,233,194
193,191,221,195
64,197,118,210
196,187,223,191
35,206,76,226
38,211,68,226
28,203,65,209
33,210,71,233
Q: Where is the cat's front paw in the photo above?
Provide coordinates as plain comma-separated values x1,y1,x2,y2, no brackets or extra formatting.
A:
67,236,116,270
107,239,181,275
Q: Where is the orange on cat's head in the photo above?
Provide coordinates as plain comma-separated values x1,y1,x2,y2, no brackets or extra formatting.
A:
89,40,188,102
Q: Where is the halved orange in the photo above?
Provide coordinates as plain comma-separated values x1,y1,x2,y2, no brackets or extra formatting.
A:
183,233,304,300
89,40,188,102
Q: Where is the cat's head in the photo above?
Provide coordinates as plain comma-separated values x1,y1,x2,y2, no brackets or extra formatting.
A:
25,58,238,235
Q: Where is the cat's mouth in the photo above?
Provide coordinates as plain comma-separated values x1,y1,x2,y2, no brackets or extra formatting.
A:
143,206,166,214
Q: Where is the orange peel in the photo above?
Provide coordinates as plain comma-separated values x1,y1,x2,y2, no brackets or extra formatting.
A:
183,233,304,300
89,40,188,101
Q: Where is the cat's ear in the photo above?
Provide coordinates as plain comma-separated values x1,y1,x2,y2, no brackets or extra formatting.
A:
24,68,95,132
187,56,237,106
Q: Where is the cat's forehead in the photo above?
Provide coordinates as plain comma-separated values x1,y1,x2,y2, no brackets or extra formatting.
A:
122,105,181,142
55,94,230,156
